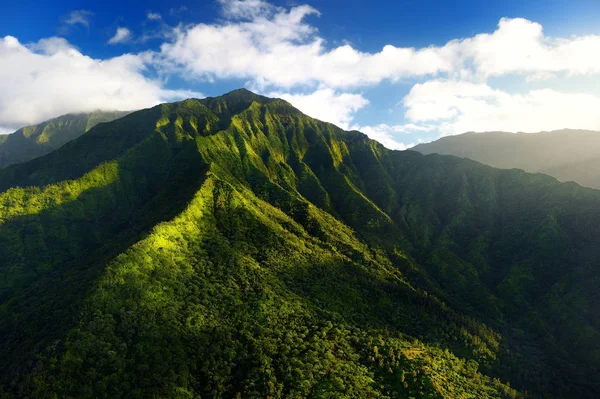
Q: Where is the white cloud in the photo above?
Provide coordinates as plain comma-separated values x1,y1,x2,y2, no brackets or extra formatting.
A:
28,37,73,54
147,12,162,20
350,124,414,151
268,88,368,130
403,80,600,136
218,0,276,19
525,72,556,82
263,87,426,151
403,80,498,123
63,10,93,28
0,36,201,131
154,3,600,91
155,1,450,89
455,18,600,78
120,2,600,145
5,0,600,146
108,27,132,44
391,123,436,133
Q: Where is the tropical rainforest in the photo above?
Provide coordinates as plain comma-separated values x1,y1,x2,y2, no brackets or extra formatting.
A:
0,89,598,398
0,111,130,169
412,129,600,190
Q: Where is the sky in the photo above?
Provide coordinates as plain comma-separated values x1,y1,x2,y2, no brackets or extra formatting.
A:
2,0,600,149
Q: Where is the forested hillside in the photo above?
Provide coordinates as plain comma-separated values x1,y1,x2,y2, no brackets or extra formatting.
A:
412,130,600,189
0,111,130,169
0,89,598,398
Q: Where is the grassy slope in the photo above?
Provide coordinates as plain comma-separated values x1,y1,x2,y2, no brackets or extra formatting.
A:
1,90,599,398
0,112,131,169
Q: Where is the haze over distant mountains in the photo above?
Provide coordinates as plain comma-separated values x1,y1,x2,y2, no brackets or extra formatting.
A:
0,89,599,398
412,129,600,189
0,111,130,169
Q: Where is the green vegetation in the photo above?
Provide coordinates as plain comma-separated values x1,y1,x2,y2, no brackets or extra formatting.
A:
0,111,130,169
412,129,600,189
0,89,598,398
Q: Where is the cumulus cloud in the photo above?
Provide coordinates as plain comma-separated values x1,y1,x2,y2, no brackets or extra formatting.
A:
268,88,368,130
403,80,600,136
0,35,201,132
455,18,600,78
28,37,74,54
155,1,449,89
154,3,600,90
145,0,600,150
5,0,600,150
108,27,132,44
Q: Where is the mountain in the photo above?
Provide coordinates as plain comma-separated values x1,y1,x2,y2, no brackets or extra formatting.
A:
0,89,599,398
0,111,131,169
412,129,600,189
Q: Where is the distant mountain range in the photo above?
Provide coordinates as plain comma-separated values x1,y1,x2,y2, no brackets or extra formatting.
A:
0,111,130,169
1,90,599,398
412,129,600,189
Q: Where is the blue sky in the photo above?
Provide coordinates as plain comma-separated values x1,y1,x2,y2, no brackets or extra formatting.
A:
2,0,600,148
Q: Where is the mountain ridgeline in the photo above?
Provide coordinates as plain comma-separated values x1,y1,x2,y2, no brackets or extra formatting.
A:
412,130,600,189
0,111,130,169
0,89,599,398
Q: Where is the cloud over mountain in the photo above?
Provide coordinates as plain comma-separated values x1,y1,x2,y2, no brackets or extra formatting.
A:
148,1,600,144
2,0,600,149
0,36,200,132
403,80,600,136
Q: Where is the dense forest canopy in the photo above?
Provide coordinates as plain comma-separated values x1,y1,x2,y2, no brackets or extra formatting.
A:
0,111,130,169
0,89,598,398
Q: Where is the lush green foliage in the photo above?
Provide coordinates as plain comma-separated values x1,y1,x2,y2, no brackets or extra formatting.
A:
0,112,130,169
0,90,598,398
412,129,600,189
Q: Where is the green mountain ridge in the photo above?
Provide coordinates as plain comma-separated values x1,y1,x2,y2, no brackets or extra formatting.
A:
411,129,600,189
0,111,131,169
0,89,598,398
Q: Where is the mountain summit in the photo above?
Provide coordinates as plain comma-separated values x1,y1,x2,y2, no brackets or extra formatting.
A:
412,129,600,189
1,90,599,398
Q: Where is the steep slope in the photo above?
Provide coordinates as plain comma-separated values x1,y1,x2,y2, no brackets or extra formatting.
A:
0,112,131,169
412,129,600,189
0,89,599,398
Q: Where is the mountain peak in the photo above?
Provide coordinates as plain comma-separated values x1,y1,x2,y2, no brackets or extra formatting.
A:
196,88,294,122
223,87,257,96
204,88,272,105
1,88,600,398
